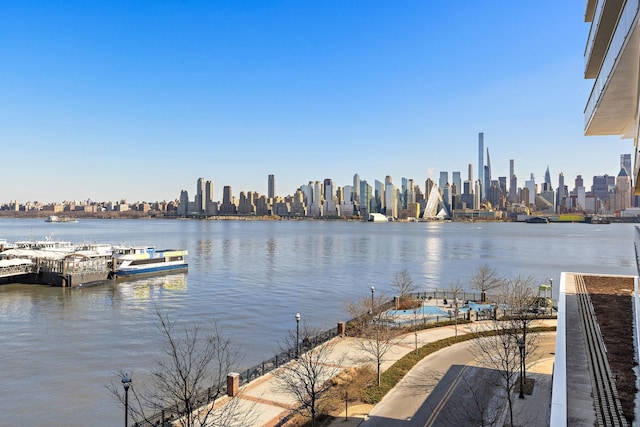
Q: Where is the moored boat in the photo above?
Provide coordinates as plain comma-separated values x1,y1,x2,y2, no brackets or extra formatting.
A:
111,246,188,278
586,216,611,224
526,216,549,224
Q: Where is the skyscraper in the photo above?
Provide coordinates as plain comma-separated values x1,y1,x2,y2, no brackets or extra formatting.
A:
353,174,360,204
557,173,567,213
524,173,536,205
478,132,484,200
614,166,631,212
452,172,461,196
483,147,491,201
544,166,552,188
385,176,397,218
196,178,206,213
424,178,434,201
178,190,189,216
621,154,632,174
374,179,384,213
509,159,517,203
401,177,408,209
205,180,215,214
592,174,614,202
574,175,584,193
359,180,372,217
439,171,448,191
268,174,275,199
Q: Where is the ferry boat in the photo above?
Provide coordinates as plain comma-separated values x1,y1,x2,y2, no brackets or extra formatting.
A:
525,216,549,224
45,215,78,223
111,246,188,278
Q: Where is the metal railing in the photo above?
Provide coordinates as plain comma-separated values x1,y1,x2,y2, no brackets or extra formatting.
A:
133,291,502,425
133,326,339,426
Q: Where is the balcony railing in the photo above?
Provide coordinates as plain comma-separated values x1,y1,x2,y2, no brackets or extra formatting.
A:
584,0,606,67
584,0,639,130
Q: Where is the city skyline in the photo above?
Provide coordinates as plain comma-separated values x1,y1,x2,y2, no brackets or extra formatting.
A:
1,148,631,206
1,2,628,202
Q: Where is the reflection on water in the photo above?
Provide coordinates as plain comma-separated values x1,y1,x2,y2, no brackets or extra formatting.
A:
119,273,188,300
0,219,637,426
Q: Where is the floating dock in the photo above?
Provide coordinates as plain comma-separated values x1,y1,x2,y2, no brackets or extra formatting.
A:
0,249,111,287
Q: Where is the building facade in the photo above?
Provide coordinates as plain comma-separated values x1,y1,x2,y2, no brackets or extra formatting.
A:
584,0,640,193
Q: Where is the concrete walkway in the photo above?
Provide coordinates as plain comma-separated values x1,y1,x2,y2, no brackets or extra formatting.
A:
226,317,557,427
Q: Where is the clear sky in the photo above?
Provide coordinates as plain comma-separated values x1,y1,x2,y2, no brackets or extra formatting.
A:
0,1,630,203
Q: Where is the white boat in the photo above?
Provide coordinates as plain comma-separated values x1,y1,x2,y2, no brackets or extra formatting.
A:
0,239,16,250
45,215,78,223
367,213,388,222
111,246,188,278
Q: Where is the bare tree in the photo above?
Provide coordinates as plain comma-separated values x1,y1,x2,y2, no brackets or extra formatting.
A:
272,324,346,427
345,295,376,332
471,320,522,427
470,264,503,301
391,269,418,298
356,306,402,386
470,287,541,427
447,281,464,337
109,311,253,427
443,366,507,427
499,275,540,382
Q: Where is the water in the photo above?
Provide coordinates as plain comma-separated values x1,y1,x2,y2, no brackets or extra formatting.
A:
0,218,636,426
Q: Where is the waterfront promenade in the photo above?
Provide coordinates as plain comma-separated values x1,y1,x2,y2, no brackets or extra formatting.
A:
221,316,557,427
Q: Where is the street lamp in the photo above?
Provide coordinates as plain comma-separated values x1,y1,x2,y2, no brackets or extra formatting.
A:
370,286,375,314
517,338,525,399
548,278,554,314
122,373,132,427
414,308,418,354
295,312,301,358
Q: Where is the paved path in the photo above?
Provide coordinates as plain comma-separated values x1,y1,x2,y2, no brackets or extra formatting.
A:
225,318,556,427
359,333,556,427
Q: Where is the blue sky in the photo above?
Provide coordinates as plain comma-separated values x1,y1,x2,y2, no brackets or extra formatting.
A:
0,1,629,203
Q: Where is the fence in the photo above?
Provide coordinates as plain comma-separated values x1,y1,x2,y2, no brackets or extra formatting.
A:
133,325,340,427
133,291,497,426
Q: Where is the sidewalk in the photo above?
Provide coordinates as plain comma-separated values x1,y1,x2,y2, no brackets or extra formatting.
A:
227,316,556,427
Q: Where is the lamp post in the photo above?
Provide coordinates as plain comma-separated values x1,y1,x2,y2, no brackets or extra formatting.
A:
549,278,554,314
295,312,301,358
370,286,375,314
517,338,525,399
122,373,132,427
414,308,418,354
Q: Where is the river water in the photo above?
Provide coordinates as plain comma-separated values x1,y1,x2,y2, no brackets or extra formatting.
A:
0,218,636,426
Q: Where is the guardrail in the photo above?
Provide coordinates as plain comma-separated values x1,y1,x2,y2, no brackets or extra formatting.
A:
133,325,341,426
133,290,500,426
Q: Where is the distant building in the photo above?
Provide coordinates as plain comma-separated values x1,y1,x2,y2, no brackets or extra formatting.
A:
219,186,237,215
268,174,275,200
359,180,373,218
478,132,484,199
612,166,631,213
524,174,536,205
509,159,517,203
439,171,448,193
484,147,491,202
178,190,189,216
385,176,397,218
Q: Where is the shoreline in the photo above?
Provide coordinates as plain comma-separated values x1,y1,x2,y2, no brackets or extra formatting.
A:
1,211,639,223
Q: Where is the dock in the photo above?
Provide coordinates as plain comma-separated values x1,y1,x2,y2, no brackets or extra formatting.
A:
0,248,111,287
